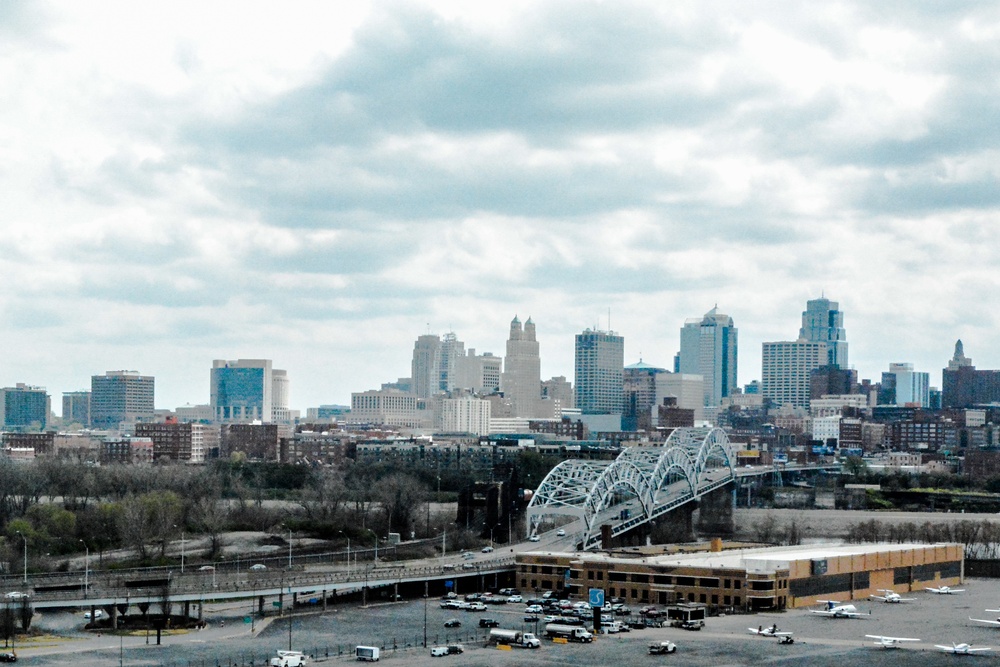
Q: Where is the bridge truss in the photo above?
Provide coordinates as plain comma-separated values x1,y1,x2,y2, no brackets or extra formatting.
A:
526,427,737,550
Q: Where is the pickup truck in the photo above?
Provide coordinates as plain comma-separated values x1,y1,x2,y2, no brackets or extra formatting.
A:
648,641,677,654
670,619,704,631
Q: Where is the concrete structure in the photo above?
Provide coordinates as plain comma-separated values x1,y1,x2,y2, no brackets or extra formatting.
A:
440,396,492,436
0,384,49,431
62,390,91,426
623,361,666,431
90,371,155,430
516,542,962,611
653,373,704,425
211,359,288,423
501,316,542,418
541,376,574,412
678,307,738,409
455,350,502,395
350,389,425,428
411,334,442,399
574,329,624,417
880,363,930,407
799,297,848,368
762,340,828,410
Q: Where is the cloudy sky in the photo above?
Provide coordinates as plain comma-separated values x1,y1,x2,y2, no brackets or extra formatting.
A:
3,0,999,414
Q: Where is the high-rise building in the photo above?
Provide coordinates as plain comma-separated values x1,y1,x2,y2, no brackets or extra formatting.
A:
62,391,91,426
541,376,574,410
574,328,624,415
653,372,705,424
136,419,218,463
942,341,1000,408
90,371,155,430
436,333,466,393
879,363,930,407
210,359,287,423
501,316,542,418
623,361,665,431
411,334,441,399
799,297,848,368
440,396,492,436
349,388,425,428
678,306,738,408
761,340,828,410
455,349,502,394
0,384,49,431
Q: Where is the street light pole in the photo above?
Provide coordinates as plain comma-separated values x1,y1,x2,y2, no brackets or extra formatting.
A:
287,528,292,570
79,540,89,596
15,531,26,584
181,531,185,574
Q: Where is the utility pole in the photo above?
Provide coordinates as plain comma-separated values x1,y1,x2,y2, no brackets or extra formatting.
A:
422,580,428,648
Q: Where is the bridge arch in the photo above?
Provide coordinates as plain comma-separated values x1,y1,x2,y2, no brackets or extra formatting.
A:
526,427,737,549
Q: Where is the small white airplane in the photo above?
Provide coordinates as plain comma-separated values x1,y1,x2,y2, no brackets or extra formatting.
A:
811,600,868,618
749,624,793,638
969,615,1000,627
869,589,916,604
866,635,921,649
935,642,992,654
926,585,965,594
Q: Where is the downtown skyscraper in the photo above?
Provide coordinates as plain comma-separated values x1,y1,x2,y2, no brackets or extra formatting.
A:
799,296,848,368
575,328,624,415
501,316,541,418
678,306,738,408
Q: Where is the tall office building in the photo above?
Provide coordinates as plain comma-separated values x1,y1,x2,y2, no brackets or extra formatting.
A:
574,328,625,415
501,316,542,418
879,363,930,407
62,391,91,426
761,341,828,410
90,371,155,430
942,341,1000,408
211,359,287,423
0,384,49,431
799,297,848,368
411,334,441,399
678,306,738,408
455,350,502,394
623,361,666,431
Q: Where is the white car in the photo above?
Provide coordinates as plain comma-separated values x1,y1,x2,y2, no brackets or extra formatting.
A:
249,563,267,571
4,592,28,600
84,610,104,620
556,529,566,537
528,535,540,542
543,615,558,623
508,595,523,603
468,602,487,611
525,605,543,614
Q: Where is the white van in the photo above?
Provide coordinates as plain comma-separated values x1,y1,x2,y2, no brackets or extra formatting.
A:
430,646,449,657
355,646,379,662
600,619,622,634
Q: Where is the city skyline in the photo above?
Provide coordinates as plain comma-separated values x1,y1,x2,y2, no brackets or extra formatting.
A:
3,2,1000,411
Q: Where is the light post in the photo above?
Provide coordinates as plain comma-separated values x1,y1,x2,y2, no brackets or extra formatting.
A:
173,524,185,574
339,531,351,576
79,539,89,597
15,531,26,584
287,527,292,570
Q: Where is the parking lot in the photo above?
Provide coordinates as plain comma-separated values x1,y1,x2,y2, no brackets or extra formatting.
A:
21,578,1000,666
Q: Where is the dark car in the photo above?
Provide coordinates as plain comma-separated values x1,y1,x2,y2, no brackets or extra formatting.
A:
444,618,462,628
0,653,15,663
446,644,464,654
479,618,500,628
524,615,540,623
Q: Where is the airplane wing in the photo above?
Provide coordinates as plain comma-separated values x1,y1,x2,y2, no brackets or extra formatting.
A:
810,610,834,616
773,631,793,637
869,595,888,601
867,635,920,642
896,597,916,602
970,617,1000,627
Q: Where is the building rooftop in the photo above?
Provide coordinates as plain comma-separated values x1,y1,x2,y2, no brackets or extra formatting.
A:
525,541,953,574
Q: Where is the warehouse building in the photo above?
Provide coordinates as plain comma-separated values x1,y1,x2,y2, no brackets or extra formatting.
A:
516,542,962,611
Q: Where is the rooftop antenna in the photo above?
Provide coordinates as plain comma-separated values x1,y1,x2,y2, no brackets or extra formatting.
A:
608,307,611,332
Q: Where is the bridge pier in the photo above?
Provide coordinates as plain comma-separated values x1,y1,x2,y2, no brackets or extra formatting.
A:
198,600,204,622
322,590,327,611
109,604,117,629
183,601,190,621
258,595,264,615
694,485,735,539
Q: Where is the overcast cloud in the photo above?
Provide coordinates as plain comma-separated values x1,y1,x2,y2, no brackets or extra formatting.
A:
2,0,999,412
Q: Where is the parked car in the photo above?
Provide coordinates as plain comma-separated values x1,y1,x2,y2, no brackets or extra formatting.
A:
0,652,15,663
249,563,267,571
524,615,540,623
525,605,543,614
468,602,487,612
430,646,449,657
446,644,464,654
479,618,500,628
508,595,523,603
444,619,461,628
4,592,28,600
84,610,103,620
556,529,566,536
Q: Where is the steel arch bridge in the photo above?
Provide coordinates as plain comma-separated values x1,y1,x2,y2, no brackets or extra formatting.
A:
526,427,737,550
